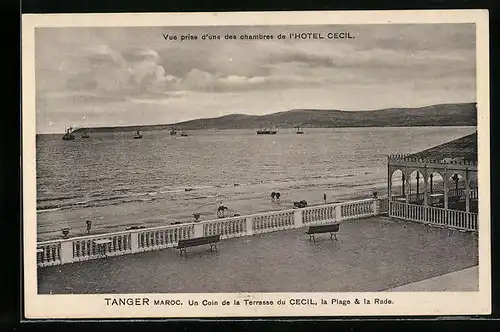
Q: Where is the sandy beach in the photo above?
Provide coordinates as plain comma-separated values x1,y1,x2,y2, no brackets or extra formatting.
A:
37,179,393,241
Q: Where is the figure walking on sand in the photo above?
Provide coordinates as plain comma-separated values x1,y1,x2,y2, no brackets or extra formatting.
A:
271,192,276,202
276,192,281,203
85,219,92,234
323,192,327,204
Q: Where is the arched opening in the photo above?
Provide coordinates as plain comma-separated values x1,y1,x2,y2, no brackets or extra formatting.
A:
468,172,479,213
427,172,444,207
447,173,466,211
408,170,425,204
390,169,404,198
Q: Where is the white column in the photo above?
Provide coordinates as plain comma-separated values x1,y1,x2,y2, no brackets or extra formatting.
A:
130,231,140,253
335,204,342,221
405,173,410,204
388,163,392,200
444,170,449,209
294,210,303,228
194,223,204,238
60,241,74,264
423,169,428,206
246,217,254,235
465,169,470,213
373,199,380,216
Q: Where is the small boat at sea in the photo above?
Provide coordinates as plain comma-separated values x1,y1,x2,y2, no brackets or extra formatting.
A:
170,128,177,136
62,127,76,140
134,130,143,139
296,126,304,134
81,131,90,138
180,129,188,137
256,125,277,135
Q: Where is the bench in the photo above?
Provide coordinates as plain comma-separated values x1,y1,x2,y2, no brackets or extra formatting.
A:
306,223,340,242
175,235,220,256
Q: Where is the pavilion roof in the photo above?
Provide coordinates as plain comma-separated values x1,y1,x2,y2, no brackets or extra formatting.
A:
407,132,477,162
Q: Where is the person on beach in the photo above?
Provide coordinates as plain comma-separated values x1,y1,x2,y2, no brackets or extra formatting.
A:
85,219,92,234
323,192,327,204
271,192,276,202
276,192,281,202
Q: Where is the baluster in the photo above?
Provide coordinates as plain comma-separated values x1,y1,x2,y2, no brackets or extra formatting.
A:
74,242,80,258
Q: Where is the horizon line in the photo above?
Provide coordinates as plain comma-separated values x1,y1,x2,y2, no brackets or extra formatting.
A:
36,101,477,135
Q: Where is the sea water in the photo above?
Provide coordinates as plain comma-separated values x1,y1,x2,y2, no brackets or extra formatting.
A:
35,126,475,239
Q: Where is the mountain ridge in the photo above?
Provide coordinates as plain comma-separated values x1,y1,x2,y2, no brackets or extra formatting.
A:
70,102,476,133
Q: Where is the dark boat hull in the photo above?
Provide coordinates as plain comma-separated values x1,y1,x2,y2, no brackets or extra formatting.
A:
256,131,277,135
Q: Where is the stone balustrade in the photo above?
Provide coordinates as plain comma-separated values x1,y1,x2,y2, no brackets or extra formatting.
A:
36,198,382,267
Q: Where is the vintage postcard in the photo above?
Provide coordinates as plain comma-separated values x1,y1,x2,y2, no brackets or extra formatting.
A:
22,10,490,318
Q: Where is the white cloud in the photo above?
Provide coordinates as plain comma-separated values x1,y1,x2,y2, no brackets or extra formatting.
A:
35,24,476,133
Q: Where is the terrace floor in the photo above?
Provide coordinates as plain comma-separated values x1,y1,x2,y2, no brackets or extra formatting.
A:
37,216,478,294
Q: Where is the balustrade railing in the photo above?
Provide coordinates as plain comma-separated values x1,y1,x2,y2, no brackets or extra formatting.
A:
36,242,61,267
389,201,478,232
302,204,337,224
204,216,248,238
72,232,132,262
379,197,389,214
137,223,194,252
341,199,375,220
252,210,295,234
36,198,381,267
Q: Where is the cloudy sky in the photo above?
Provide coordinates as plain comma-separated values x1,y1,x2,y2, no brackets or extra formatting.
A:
35,24,476,133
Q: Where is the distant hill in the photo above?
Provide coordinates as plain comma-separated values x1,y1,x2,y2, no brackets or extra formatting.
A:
72,103,476,133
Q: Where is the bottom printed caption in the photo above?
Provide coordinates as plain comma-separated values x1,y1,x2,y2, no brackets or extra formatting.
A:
104,297,394,307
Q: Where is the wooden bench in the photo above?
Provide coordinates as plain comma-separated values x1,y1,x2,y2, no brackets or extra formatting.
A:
175,235,220,256
306,223,340,242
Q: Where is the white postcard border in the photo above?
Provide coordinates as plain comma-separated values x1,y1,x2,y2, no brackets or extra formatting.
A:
22,10,491,318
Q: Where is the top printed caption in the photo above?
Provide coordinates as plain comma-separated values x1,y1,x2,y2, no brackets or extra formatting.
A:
162,32,355,41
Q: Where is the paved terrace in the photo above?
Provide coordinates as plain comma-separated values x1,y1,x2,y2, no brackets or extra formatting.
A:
38,217,478,294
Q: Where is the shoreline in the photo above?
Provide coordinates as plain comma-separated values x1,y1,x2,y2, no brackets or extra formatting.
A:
37,181,392,242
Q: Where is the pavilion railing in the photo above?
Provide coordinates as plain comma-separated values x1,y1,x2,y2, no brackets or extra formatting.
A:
36,197,381,267
387,155,478,167
390,187,478,205
389,201,478,232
